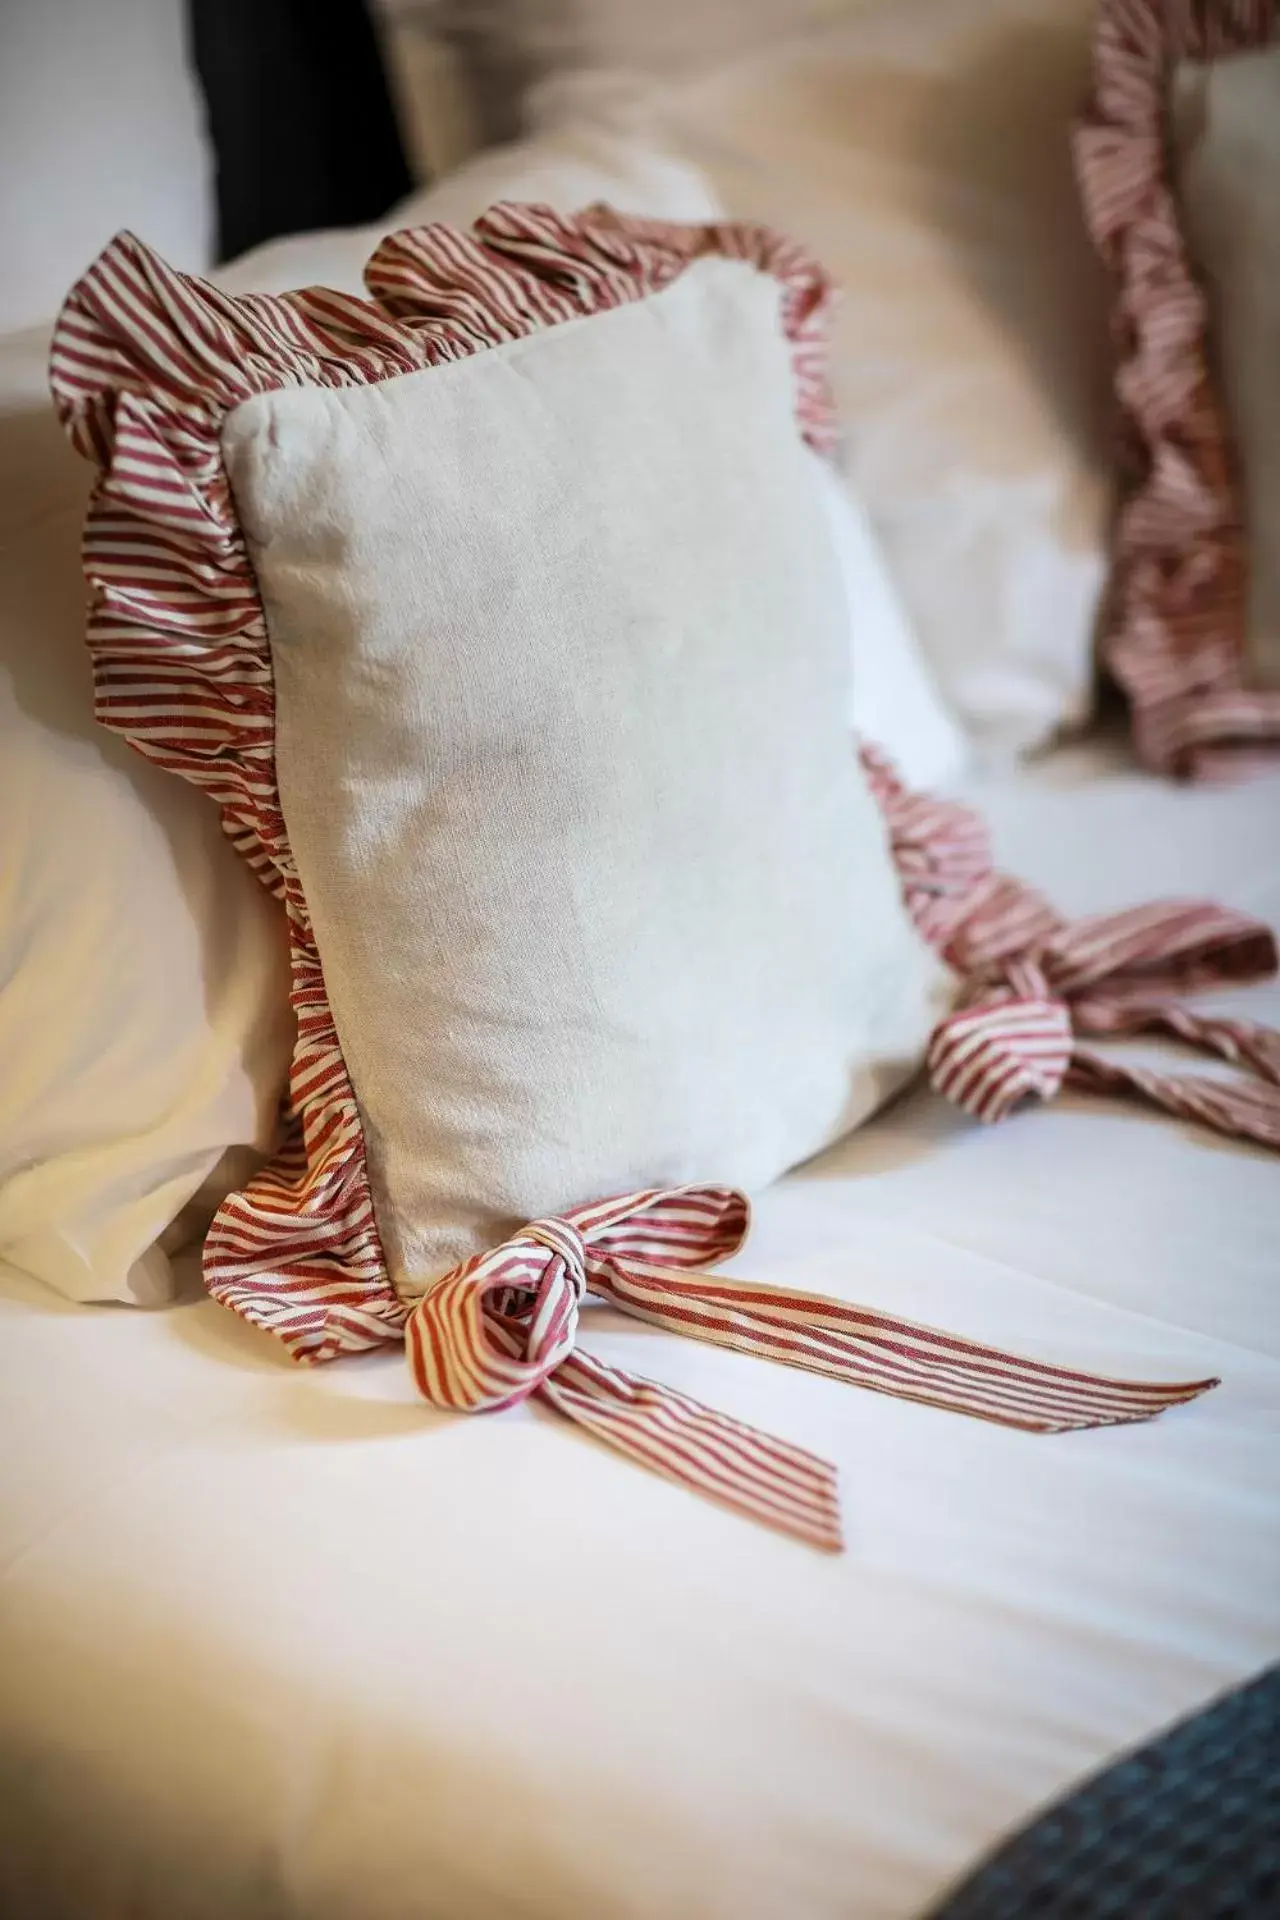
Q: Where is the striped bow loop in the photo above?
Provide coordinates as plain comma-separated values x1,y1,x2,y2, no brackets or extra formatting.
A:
860,743,1280,1152
406,1184,1217,1553
928,897,1280,1147
926,957,1074,1124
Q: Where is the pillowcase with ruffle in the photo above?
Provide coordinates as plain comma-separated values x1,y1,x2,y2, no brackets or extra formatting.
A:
52,205,1279,1550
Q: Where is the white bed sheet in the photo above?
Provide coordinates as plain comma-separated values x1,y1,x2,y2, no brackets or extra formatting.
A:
2,742,1278,1920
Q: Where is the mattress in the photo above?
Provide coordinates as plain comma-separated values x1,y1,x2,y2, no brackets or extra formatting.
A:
1,740,1278,1920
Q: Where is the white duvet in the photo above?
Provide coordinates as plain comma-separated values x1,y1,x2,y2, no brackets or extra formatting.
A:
1,742,1278,1919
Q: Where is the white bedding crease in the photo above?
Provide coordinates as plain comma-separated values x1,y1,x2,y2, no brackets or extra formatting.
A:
1,741,1277,1920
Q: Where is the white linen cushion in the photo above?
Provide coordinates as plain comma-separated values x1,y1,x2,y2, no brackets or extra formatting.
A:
220,251,949,1286
0,325,294,1304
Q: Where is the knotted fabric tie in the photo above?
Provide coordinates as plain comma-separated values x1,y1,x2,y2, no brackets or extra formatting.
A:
407,1185,1216,1552
860,746,1280,1150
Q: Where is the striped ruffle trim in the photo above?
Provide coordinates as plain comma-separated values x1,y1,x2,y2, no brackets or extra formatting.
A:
862,744,1279,1146
48,205,837,1365
1074,0,1280,777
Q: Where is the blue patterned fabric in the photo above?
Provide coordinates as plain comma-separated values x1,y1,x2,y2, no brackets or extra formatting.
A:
928,1664,1280,1918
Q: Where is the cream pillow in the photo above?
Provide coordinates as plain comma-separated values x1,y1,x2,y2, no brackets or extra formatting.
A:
414,0,874,93
223,257,947,1284
0,326,294,1304
53,208,1276,1544
52,208,949,1350
810,451,968,791
611,0,1113,758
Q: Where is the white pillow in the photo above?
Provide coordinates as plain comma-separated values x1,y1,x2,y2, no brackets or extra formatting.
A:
0,0,213,331
0,326,294,1304
217,105,965,791
608,0,1112,758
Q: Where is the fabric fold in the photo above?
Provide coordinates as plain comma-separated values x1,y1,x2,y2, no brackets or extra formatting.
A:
406,1184,1219,1552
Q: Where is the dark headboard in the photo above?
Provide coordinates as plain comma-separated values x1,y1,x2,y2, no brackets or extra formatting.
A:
188,0,414,263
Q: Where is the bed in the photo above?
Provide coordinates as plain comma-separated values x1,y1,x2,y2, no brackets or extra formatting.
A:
2,736,1277,1919
2,3,1278,1915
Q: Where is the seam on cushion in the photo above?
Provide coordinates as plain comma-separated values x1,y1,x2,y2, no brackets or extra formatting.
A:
1073,0,1280,779
47,204,838,1365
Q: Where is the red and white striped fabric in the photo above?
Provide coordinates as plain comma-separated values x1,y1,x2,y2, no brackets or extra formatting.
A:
1074,0,1280,778
51,206,1280,1550
405,1184,1217,1553
862,746,1280,1149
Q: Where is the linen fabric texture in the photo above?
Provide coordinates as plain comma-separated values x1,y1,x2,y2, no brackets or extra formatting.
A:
223,254,949,1291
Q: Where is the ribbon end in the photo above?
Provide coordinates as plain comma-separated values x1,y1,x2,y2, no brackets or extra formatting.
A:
1033,1372,1221,1433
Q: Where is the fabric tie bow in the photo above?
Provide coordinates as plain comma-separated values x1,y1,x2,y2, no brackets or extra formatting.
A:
406,750,1277,1550
407,1184,1216,1553
927,889,1280,1144
862,746,1280,1150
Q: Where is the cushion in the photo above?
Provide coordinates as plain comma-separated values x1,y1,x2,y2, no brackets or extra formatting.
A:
623,0,1114,759
0,324,294,1304
51,209,950,1347
809,451,968,791
50,207,1280,1547
1074,0,1280,776
1175,39,1280,693
0,0,212,331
